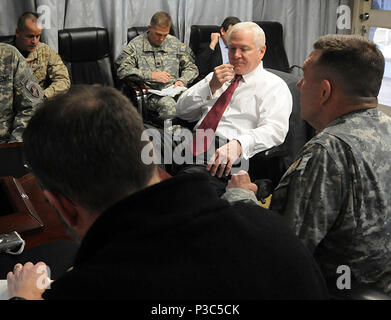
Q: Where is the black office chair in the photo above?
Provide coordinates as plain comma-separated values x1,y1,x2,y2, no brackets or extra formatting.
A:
0,35,15,45
189,25,220,57
247,68,314,190
189,21,291,74
253,21,290,73
58,27,115,87
0,143,29,179
127,26,148,44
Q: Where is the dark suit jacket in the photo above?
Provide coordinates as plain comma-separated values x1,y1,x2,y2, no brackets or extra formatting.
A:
196,41,223,77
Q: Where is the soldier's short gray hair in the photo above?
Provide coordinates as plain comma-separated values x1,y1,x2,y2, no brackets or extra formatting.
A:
228,22,266,50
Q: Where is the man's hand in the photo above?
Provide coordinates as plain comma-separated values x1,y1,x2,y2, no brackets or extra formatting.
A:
226,170,258,195
7,262,50,300
173,80,184,88
207,140,242,178
152,71,171,83
209,64,235,94
209,33,221,50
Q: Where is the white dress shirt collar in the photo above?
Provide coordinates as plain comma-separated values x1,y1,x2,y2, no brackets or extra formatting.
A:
240,60,264,84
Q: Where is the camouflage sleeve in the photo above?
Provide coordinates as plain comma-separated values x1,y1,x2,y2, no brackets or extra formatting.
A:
221,188,259,205
11,54,44,143
270,143,344,253
115,42,150,82
44,46,70,99
177,45,198,87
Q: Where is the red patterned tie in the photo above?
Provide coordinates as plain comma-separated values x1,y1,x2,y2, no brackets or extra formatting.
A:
192,75,242,156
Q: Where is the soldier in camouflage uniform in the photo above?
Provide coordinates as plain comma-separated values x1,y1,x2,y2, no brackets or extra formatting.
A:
226,34,391,295
115,11,198,123
269,35,391,295
14,12,70,99
0,43,44,143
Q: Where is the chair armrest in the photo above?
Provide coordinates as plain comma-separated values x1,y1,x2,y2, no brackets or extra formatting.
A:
137,82,149,95
122,80,147,117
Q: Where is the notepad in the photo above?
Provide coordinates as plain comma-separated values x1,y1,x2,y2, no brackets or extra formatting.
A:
0,280,8,300
148,85,187,97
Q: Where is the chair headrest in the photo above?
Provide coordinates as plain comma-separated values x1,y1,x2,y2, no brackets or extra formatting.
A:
253,21,290,72
253,21,284,46
127,26,148,43
58,27,110,62
189,25,220,54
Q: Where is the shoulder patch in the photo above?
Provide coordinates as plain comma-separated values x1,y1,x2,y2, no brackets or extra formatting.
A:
180,44,186,52
25,80,40,98
285,158,302,176
296,154,311,175
282,153,312,178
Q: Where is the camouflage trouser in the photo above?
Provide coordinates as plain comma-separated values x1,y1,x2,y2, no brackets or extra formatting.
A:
147,95,177,120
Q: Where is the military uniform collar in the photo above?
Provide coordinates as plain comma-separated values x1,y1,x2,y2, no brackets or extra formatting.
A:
12,39,39,61
27,44,39,61
143,32,168,53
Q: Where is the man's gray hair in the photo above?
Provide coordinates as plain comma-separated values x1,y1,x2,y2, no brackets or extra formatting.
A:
228,22,266,50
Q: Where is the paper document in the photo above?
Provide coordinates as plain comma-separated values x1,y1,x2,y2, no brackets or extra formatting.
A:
148,85,186,97
0,280,8,300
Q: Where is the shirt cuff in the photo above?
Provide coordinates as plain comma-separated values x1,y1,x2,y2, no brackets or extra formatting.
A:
236,134,253,160
221,188,259,205
197,81,214,102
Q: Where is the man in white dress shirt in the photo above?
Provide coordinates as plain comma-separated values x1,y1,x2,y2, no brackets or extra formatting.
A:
174,22,292,193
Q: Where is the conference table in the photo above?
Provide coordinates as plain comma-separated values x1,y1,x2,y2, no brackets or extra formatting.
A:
0,143,172,282
0,143,171,249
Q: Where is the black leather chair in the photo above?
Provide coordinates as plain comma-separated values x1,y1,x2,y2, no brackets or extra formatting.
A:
189,25,220,57
189,21,290,74
0,35,15,45
253,21,290,73
248,69,314,188
0,143,29,179
127,26,148,44
58,27,115,87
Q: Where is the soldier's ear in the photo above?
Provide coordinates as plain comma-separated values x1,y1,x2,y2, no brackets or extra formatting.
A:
320,79,331,105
